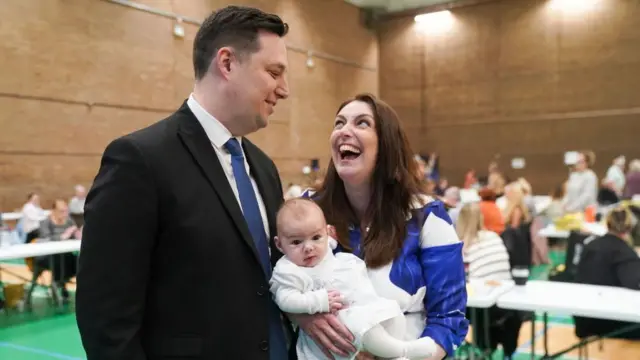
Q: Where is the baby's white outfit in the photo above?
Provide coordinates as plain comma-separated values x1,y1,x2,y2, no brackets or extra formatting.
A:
270,239,419,360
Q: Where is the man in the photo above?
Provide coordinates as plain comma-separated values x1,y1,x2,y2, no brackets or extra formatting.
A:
76,6,293,359
68,184,86,227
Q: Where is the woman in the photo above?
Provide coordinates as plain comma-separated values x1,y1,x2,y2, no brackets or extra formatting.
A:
623,159,640,199
478,188,505,235
299,94,468,359
574,205,640,339
36,199,80,300
542,183,565,223
457,203,510,281
503,190,531,230
563,151,598,213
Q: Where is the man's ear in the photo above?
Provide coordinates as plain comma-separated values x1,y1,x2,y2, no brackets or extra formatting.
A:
274,236,283,252
214,47,235,79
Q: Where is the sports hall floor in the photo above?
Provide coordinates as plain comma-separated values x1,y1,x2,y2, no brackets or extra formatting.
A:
0,252,638,360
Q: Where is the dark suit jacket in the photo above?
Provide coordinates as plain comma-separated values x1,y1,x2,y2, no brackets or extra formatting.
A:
76,102,291,360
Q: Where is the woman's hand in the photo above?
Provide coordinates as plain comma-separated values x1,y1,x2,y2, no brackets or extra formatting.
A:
355,351,375,360
288,313,356,358
60,226,78,240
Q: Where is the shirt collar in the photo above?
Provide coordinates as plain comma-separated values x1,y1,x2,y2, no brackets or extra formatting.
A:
187,93,242,151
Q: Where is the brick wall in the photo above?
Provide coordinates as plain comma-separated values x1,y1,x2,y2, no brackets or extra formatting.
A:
0,0,378,210
378,0,640,192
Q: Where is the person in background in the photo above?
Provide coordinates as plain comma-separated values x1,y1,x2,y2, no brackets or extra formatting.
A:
574,205,640,340
443,186,462,224
503,189,531,230
464,169,477,189
457,203,511,280
604,156,626,197
284,182,303,200
434,177,448,196
37,199,80,301
542,183,565,223
623,159,640,199
517,178,536,217
21,193,46,244
487,161,506,197
563,151,598,213
68,184,86,227
478,188,505,235
427,153,439,181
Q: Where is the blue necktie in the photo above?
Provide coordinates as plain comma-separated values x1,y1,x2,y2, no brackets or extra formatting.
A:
224,138,288,359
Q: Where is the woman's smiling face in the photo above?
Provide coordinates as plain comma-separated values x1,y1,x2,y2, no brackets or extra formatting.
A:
330,100,379,187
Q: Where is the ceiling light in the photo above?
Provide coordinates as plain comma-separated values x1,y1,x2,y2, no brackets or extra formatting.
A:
414,10,454,34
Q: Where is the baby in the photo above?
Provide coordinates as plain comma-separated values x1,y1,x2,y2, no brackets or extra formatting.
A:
270,198,437,360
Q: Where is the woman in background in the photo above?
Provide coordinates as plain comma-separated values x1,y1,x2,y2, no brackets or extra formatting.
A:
623,159,640,199
457,203,511,280
542,183,566,223
563,151,598,213
575,205,640,339
478,188,505,235
37,199,80,301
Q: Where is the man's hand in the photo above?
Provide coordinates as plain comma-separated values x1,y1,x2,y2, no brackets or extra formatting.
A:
289,313,356,358
327,290,343,314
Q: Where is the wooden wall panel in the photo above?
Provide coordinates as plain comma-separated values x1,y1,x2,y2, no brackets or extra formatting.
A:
0,0,377,210
379,0,640,192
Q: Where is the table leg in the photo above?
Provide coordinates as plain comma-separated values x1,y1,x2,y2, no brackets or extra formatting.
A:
483,308,491,359
543,312,549,357
470,307,478,360
48,255,61,308
530,313,535,360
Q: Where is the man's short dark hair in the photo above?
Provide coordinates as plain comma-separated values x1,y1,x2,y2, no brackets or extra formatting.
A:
193,6,289,80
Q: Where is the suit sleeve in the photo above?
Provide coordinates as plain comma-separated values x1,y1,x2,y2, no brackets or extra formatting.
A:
76,136,158,360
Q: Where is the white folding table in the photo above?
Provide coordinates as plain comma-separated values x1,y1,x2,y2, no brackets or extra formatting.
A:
0,240,81,308
497,280,640,359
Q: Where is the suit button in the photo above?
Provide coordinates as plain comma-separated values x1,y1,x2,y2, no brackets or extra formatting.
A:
259,340,268,351
257,286,267,296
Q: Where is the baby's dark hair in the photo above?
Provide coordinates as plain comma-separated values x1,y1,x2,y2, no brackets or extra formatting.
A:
606,205,633,236
276,198,325,234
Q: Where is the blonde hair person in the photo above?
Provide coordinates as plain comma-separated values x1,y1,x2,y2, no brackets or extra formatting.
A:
503,187,531,228
456,203,511,280
605,205,635,244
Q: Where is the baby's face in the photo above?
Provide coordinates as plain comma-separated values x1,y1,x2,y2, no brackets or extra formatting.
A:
276,212,329,268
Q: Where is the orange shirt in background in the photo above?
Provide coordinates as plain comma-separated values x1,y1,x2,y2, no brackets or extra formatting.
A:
480,200,505,234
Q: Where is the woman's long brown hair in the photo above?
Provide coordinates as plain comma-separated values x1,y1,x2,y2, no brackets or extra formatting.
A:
313,93,426,268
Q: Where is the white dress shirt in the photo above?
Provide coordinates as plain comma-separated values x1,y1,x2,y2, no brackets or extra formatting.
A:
21,202,46,233
187,94,270,238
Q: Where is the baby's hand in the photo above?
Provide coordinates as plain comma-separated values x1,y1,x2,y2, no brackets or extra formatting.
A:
327,290,343,313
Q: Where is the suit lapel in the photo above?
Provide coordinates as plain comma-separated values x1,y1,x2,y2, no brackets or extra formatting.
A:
176,105,261,266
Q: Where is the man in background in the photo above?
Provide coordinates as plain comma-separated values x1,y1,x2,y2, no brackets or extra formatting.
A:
68,184,85,227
